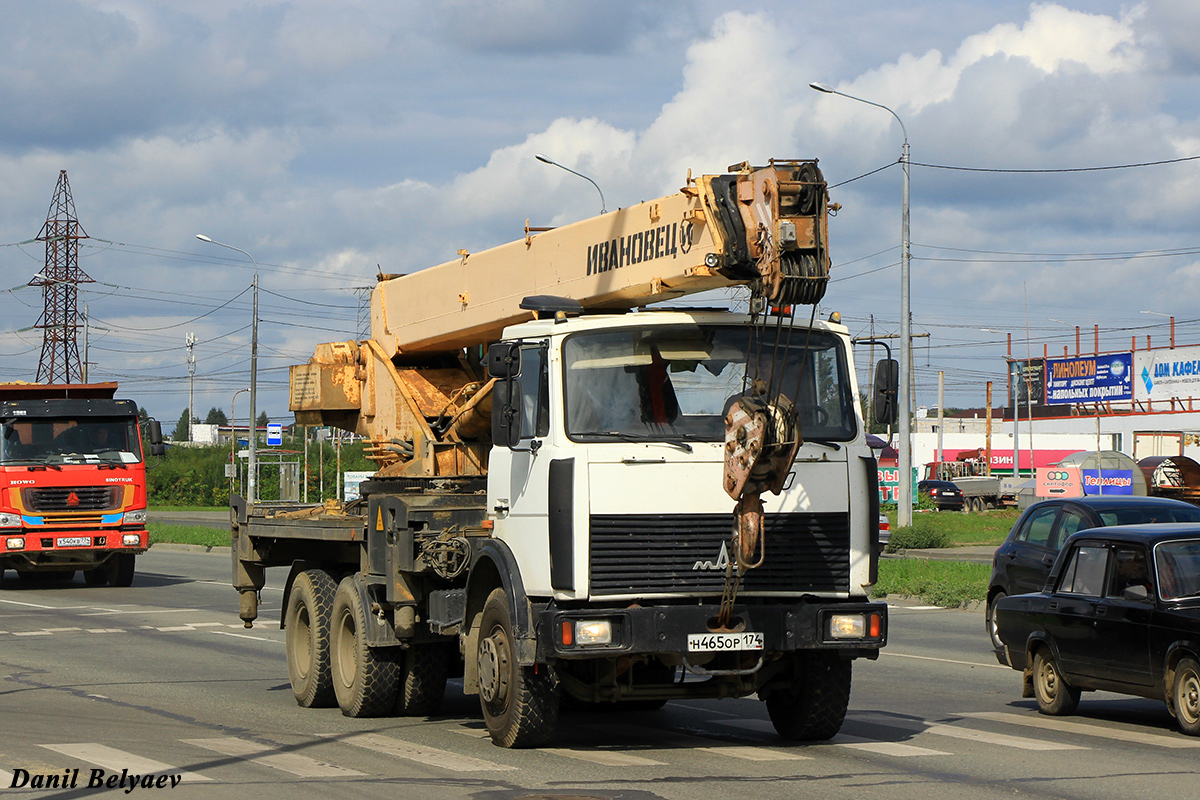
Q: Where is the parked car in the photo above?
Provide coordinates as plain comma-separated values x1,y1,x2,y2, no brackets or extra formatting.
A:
917,479,965,511
986,496,1200,649
994,525,1200,734
879,513,891,548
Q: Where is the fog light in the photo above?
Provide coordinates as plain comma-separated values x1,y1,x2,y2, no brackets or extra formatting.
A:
5,537,24,550
575,620,613,646
829,613,866,639
122,509,148,525
122,533,142,547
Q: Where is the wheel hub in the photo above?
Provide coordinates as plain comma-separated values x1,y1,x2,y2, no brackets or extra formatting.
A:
478,631,511,704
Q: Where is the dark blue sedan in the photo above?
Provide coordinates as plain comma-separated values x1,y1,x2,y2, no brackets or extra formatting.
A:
995,524,1200,735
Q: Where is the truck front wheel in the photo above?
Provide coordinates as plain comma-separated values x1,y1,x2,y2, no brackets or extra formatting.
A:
477,588,558,747
105,554,135,587
285,568,337,708
330,577,399,717
765,652,852,741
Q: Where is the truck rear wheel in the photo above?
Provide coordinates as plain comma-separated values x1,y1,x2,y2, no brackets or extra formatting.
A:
330,577,398,717
286,568,337,708
477,588,558,747
765,652,852,741
394,641,452,716
105,555,135,587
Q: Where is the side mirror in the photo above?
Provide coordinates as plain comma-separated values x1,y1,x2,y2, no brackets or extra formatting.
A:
147,420,166,457
873,359,899,426
1122,584,1150,602
490,378,522,449
486,342,522,380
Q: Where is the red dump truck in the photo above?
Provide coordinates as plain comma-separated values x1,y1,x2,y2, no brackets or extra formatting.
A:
0,382,163,585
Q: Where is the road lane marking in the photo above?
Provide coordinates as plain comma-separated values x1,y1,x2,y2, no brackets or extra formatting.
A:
883,651,1010,670
183,737,363,778
955,711,1200,749
850,712,1086,751
40,743,210,782
12,631,53,637
544,748,665,766
833,734,950,757
43,627,82,632
592,721,811,761
333,733,515,772
87,629,125,634
211,631,281,643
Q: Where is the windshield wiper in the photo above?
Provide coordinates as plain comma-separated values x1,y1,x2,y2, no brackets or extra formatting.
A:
0,459,63,471
591,432,694,453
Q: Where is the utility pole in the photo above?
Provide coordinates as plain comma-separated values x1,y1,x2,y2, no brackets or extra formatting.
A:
186,332,196,442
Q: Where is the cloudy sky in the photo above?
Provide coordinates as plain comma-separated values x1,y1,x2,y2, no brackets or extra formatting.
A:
2,0,1198,429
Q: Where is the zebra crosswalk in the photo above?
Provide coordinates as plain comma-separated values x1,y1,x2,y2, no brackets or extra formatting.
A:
1,709,1193,788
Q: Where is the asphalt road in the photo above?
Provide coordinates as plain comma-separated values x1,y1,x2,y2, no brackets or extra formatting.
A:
2,548,1198,800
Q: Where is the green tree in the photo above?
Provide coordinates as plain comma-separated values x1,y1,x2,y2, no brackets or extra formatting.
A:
257,411,269,428
205,407,229,425
174,408,190,441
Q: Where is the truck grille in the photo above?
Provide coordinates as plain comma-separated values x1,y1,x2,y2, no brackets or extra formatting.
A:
22,487,121,513
589,512,850,596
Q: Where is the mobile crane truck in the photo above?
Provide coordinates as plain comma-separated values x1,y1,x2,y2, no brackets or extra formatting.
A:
231,159,895,747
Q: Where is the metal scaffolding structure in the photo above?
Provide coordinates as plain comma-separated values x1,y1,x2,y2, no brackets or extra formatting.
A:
30,170,93,383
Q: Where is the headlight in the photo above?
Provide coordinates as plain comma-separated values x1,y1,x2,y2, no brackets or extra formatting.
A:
575,620,613,646
122,509,148,525
5,536,24,550
122,533,142,547
0,512,21,528
829,613,866,639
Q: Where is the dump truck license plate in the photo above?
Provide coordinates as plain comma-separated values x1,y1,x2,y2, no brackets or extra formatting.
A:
686,632,764,652
56,537,91,547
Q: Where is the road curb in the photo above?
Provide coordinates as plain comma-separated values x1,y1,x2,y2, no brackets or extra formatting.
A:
149,543,232,556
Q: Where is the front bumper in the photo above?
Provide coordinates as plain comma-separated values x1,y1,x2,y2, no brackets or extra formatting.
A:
1,529,147,569
539,601,887,660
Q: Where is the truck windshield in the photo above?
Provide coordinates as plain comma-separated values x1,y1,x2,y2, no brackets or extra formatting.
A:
563,324,857,443
1,417,142,465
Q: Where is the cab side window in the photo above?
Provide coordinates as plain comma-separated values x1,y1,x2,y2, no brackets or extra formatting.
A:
1016,506,1059,548
1058,545,1108,596
516,344,550,439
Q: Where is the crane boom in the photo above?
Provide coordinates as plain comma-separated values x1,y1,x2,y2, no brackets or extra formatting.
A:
371,159,830,357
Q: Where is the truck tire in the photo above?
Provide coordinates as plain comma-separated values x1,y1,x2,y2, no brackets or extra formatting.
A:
1032,647,1079,716
1171,657,1200,736
477,588,559,747
394,641,452,716
330,577,399,717
765,652,852,741
285,568,337,708
105,555,135,587
84,568,108,586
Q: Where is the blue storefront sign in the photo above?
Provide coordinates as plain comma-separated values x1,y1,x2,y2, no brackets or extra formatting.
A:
1045,353,1133,405
1080,469,1134,495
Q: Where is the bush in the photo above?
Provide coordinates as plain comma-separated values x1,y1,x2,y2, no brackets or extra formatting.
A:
887,523,954,551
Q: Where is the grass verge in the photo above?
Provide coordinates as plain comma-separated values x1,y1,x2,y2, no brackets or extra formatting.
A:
872,558,989,607
885,506,1020,548
148,523,228,549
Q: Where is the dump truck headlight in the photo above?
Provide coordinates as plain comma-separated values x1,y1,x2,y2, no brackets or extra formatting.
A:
0,512,21,528
122,534,142,547
829,613,866,639
5,536,24,550
122,509,148,525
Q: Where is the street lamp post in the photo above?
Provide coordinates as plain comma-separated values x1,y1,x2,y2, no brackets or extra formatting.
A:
535,154,607,214
231,387,249,498
810,81,913,527
198,234,260,503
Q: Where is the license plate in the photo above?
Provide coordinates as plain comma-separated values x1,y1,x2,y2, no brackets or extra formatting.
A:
686,632,764,652
55,537,91,547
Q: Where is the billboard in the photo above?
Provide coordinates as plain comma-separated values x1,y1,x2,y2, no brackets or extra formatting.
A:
1007,359,1044,406
1045,353,1133,405
1135,344,1200,402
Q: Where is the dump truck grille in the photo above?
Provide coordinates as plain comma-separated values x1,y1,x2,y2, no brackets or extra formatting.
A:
588,512,850,596
23,487,121,513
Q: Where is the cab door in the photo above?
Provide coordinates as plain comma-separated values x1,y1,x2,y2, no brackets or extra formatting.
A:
1045,541,1108,677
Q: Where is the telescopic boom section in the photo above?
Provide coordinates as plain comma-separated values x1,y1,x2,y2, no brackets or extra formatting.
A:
371,159,830,356
289,159,831,476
